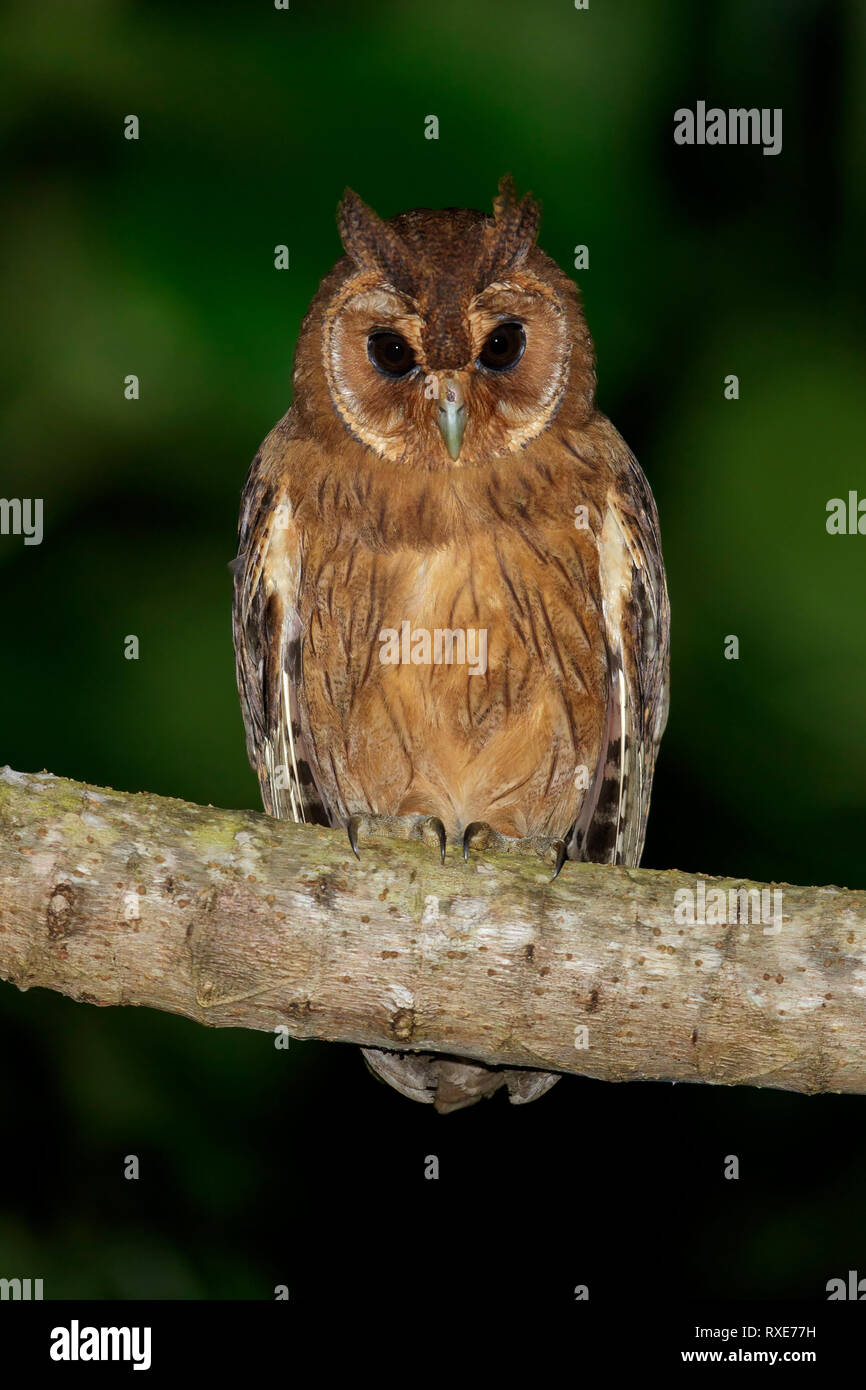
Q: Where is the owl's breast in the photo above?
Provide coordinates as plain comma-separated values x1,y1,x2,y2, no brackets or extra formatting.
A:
297,510,609,840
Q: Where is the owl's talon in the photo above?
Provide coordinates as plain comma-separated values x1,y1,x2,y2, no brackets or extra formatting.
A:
551,838,568,881
462,821,515,860
347,815,363,860
550,821,577,880
346,812,447,863
463,820,570,875
462,821,490,861
422,816,448,864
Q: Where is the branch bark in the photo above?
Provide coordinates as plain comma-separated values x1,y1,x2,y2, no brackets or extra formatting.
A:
1,766,864,1093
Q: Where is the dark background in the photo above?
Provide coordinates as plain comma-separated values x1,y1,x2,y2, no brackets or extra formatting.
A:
1,0,864,1302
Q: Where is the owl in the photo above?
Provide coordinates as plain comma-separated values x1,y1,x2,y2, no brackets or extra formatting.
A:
233,177,669,1113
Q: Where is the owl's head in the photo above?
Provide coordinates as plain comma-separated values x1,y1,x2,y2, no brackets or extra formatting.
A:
295,177,596,469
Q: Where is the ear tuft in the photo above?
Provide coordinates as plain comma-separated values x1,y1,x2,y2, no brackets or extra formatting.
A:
494,174,541,242
336,188,375,267
476,175,541,286
337,188,416,294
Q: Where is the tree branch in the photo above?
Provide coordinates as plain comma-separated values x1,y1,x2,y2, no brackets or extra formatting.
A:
1,766,864,1093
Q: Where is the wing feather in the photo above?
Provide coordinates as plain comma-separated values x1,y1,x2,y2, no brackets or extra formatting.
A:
232,443,333,826
571,448,669,867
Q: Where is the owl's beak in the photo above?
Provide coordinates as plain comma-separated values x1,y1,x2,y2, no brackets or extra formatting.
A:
436,376,467,460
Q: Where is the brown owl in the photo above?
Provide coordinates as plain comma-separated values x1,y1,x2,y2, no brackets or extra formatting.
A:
233,177,670,1113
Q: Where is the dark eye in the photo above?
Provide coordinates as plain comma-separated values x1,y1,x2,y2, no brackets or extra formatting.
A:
368,330,416,377
478,321,525,371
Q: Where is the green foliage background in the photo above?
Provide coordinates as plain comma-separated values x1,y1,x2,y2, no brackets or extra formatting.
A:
0,0,864,1301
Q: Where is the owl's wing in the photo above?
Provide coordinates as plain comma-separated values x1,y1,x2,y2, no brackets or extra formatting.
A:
571,450,670,868
232,448,333,826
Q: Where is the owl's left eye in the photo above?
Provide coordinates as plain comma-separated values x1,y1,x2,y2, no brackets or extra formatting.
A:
368,331,417,378
478,321,526,372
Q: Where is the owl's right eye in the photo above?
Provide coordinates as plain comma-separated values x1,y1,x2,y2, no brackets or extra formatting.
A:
367,331,417,378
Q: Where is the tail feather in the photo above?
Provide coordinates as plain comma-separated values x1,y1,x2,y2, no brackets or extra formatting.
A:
361,1047,559,1114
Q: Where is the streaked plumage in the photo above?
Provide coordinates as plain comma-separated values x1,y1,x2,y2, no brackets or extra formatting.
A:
233,178,670,1112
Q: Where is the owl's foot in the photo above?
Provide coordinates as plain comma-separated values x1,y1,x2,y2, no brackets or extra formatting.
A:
347,812,447,865
462,821,569,880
